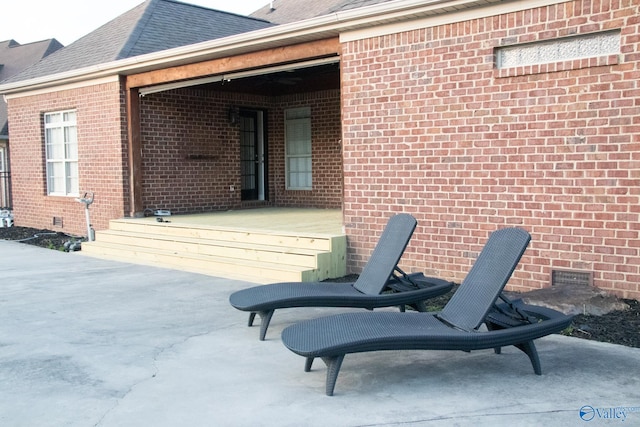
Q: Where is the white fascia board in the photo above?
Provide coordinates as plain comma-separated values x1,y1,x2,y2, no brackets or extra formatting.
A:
3,75,120,100
341,0,567,42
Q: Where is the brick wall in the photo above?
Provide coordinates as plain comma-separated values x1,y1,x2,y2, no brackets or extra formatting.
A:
270,90,343,208
140,88,342,212
341,0,640,299
140,89,254,213
7,80,127,236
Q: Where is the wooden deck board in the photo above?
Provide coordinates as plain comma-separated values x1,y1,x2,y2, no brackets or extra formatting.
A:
121,208,343,235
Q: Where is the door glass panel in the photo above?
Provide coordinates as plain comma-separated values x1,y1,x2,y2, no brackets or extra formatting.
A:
240,111,259,201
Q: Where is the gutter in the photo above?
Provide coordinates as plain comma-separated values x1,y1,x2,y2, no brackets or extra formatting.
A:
0,0,510,95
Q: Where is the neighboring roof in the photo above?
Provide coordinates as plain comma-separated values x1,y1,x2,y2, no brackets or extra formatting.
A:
0,39,64,82
250,0,393,24
0,38,63,136
3,0,273,85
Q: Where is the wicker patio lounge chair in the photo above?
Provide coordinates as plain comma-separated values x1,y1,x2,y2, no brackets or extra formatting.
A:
229,213,454,340
281,227,574,395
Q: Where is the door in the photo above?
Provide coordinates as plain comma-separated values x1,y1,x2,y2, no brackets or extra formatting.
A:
239,110,267,201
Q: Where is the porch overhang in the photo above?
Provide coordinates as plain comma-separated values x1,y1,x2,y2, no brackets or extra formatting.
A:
0,0,518,95
128,40,341,92
137,56,340,96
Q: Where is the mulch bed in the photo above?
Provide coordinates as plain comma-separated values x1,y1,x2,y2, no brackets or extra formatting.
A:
0,226,80,251
2,226,638,348
424,285,639,349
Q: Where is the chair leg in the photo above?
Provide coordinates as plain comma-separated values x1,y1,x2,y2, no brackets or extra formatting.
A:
305,357,314,372
484,322,502,354
514,341,542,375
322,355,345,396
257,310,275,341
412,300,428,312
248,312,256,326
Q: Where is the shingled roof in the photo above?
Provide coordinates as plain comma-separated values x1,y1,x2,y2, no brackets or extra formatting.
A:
249,0,393,24
3,0,273,85
0,39,63,136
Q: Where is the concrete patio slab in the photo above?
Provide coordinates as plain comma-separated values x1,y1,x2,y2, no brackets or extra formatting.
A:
1,240,639,426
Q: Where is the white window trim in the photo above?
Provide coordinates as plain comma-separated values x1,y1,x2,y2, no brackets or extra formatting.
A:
45,109,79,197
285,107,312,190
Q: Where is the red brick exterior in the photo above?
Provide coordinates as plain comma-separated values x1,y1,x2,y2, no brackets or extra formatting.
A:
139,89,253,213
271,90,343,208
9,83,342,234
139,88,342,213
341,0,640,299
7,80,128,234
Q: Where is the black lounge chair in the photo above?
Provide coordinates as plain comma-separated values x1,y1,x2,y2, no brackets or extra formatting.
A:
229,213,454,340
281,227,574,395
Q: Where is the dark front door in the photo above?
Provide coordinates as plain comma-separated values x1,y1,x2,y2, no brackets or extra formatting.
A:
239,110,266,201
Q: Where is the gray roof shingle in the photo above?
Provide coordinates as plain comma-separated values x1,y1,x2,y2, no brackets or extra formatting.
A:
327,0,394,13
4,0,273,85
0,39,64,83
249,0,393,24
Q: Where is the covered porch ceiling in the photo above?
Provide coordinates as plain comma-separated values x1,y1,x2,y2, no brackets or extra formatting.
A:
126,38,341,92
215,61,340,95
138,56,341,97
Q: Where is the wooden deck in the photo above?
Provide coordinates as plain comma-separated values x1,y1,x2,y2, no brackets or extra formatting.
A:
80,208,346,284
130,208,344,234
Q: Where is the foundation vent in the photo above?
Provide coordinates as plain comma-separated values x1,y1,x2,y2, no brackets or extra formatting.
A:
53,217,63,227
551,269,593,287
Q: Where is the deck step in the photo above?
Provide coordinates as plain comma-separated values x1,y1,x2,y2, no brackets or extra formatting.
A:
108,220,336,251
80,218,346,284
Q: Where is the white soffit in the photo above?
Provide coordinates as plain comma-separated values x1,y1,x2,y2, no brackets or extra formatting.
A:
138,56,340,96
340,0,567,43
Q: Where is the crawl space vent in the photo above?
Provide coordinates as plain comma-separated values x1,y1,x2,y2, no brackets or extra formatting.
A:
551,269,592,287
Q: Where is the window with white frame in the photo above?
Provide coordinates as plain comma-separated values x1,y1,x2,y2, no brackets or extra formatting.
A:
45,110,78,196
285,107,312,190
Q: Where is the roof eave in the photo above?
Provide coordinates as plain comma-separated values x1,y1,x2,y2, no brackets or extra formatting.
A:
0,0,496,95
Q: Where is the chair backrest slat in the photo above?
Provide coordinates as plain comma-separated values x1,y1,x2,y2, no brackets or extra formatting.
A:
353,214,417,295
438,227,531,331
